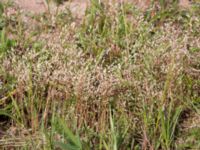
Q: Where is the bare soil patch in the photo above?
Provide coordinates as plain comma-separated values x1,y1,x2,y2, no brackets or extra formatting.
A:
14,0,47,13
12,0,192,16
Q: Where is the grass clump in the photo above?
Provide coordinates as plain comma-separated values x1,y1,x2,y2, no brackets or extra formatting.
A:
0,0,200,149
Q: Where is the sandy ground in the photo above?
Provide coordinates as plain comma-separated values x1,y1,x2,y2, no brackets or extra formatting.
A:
14,0,46,13
11,0,192,17
13,0,89,17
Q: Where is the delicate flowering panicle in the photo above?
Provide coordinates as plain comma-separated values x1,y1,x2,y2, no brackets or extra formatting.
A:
0,0,199,149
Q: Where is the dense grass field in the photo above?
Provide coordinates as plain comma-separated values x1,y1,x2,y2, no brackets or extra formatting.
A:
0,0,200,149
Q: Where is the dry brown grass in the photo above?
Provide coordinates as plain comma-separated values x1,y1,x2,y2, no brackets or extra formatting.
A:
0,0,200,149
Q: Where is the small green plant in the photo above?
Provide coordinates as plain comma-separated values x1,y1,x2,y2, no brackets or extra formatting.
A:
0,29,15,58
54,117,82,150
0,2,4,30
159,105,182,150
103,108,118,150
0,3,15,58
